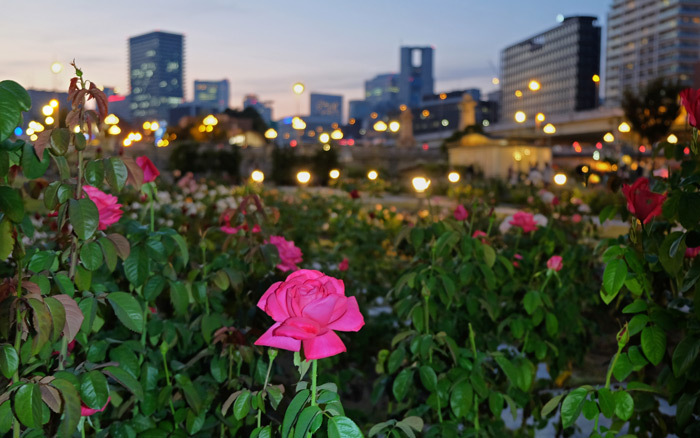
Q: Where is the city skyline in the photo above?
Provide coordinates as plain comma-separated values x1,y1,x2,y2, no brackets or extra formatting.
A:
0,0,610,120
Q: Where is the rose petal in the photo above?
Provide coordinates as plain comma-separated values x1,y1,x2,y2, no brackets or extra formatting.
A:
328,296,365,332
257,281,282,311
303,330,346,360
254,322,301,351
274,317,320,340
302,295,340,326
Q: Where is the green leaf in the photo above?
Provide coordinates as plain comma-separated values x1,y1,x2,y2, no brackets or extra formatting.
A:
328,416,364,438
482,244,496,268
419,365,437,392
0,218,13,260
85,160,105,186
523,290,542,315
449,380,473,418
293,405,322,438
170,282,189,316
545,313,559,337
599,205,617,224
80,370,110,410
641,325,666,366
613,390,634,421
0,400,12,435
51,378,81,437
69,198,99,240
0,344,19,379
123,245,149,287
175,374,202,414
603,259,627,297
27,298,51,354
98,237,118,272
541,394,564,417
49,128,70,156
14,383,42,428
612,353,633,382
233,390,251,420
679,192,700,229
622,299,647,314
582,399,599,420
0,80,30,111
282,389,309,438
0,187,24,223
488,392,504,417
107,292,144,333
168,233,189,267
672,335,700,377
43,296,67,343
676,393,697,427
598,387,615,418
103,366,144,401
104,157,128,192
628,314,649,336
659,231,685,275
392,368,413,402
80,241,103,271
387,348,405,375
560,387,588,429
22,140,49,178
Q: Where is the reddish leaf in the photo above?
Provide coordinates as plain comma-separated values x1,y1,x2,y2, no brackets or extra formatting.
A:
70,89,89,110
68,77,79,95
66,109,81,132
84,110,98,139
33,131,53,162
88,84,108,122
106,234,130,260
52,294,83,343
22,282,41,296
121,156,144,190
40,384,63,413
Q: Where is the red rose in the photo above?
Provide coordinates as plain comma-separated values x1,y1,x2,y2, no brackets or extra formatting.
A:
349,189,359,199
547,255,563,271
136,156,160,183
338,258,349,272
255,269,364,359
621,177,667,224
453,204,469,221
680,88,700,128
82,186,123,230
267,235,303,272
509,211,539,233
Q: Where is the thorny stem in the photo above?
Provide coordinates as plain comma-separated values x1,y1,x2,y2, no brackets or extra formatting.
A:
257,350,277,428
13,258,23,438
469,324,480,432
605,344,624,390
68,151,85,280
307,359,318,438
161,347,176,417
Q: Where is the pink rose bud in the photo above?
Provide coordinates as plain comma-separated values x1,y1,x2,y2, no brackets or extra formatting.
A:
547,255,563,271
453,204,469,221
136,156,160,183
338,258,349,272
266,236,303,272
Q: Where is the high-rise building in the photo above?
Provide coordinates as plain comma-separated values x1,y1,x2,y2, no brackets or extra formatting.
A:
194,80,229,112
499,16,601,122
243,94,273,124
309,93,342,124
364,73,399,115
129,31,184,121
349,100,371,121
398,46,434,108
605,0,700,106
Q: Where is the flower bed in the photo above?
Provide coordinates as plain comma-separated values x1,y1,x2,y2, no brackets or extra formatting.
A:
1,69,700,437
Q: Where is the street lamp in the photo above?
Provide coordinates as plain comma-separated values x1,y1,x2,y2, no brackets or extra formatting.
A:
319,132,330,144
292,82,305,95
50,62,63,74
329,169,340,179
543,123,556,134
448,171,460,183
264,128,278,139
251,170,265,183
296,170,311,184
618,122,631,133
412,177,431,193
528,80,541,91
388,121,400,133
373,121,387,132
292,116,306,130
667,134,678,144
554,173,567,185
367,170,378,181
330,129,343,140
514,111,526,123
603,132,615,143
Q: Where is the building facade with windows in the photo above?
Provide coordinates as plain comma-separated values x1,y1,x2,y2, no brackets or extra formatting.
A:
309,93,342,125
499,16,601,123
605,0,700,106
364,73,399,116
398,46,434,109
194,79,229,112
129,31,184,121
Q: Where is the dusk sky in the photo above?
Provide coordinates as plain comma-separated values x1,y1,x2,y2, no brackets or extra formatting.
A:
1,0,610,120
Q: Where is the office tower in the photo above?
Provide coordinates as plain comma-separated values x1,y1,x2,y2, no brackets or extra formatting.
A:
349,99,371,121
499,16,601,122
194,79,230,112
129,31,184,121
364,73,399,115
606,0,700,106
398,46,434,108
309,93,342,125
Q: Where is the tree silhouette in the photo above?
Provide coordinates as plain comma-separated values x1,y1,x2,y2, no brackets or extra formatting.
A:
621,77,682,145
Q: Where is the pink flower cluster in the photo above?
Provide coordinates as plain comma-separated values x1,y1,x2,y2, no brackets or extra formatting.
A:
267,236,303,272
82,186,123,230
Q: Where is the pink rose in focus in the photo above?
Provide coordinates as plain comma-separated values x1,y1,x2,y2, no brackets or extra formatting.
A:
686,247,700,258
268,235,303,272
255,269,365,359
82,185,123,230
81,397,110,416
547,255,563,271
572,214,582,223
454,204,469,221
509,211,539,233
135,156,160,183
338,258,349,272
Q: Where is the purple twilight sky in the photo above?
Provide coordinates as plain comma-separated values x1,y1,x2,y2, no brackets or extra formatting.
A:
0,0,610,120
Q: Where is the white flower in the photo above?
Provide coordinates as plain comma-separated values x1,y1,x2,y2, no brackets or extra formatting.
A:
533,214,548,227
499,215,514,234
578,204,591,213
538,190,555,204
